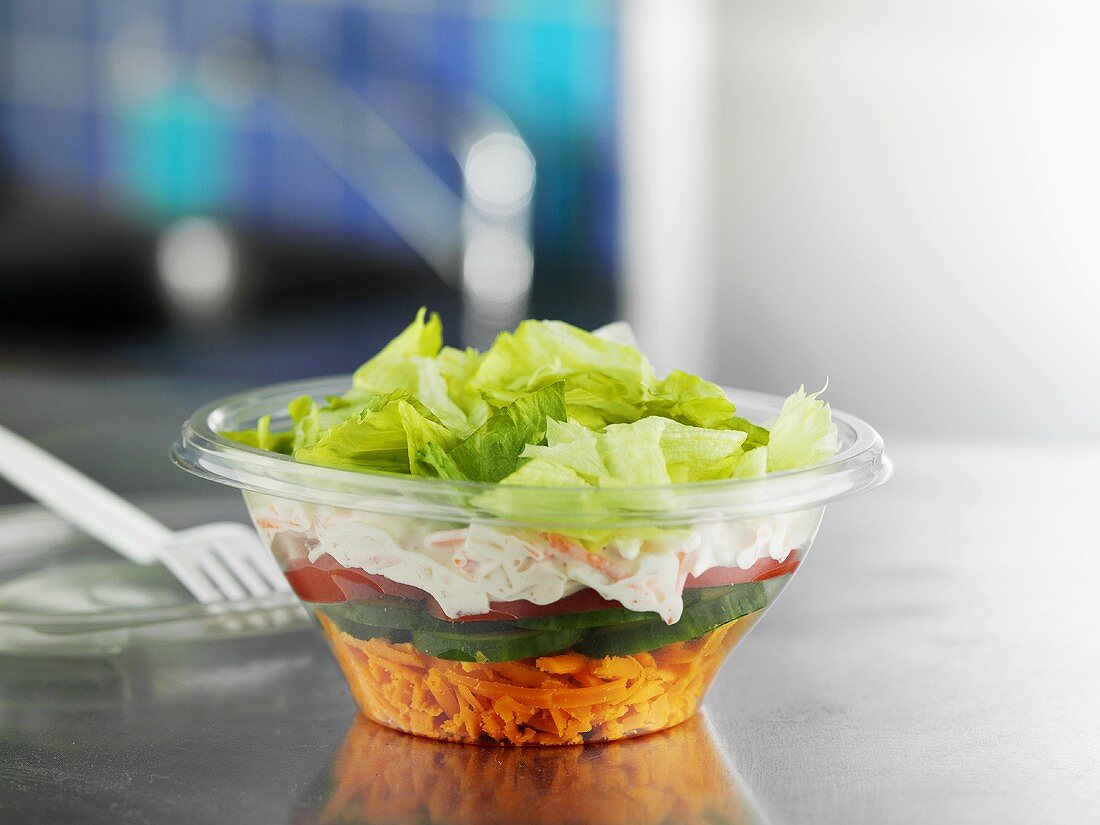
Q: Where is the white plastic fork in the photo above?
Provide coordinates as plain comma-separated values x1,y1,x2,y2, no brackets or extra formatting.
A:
0,423,291,604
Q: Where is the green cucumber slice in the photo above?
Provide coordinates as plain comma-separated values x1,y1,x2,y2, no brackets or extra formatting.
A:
336,597,438,630
515,574,794,632
515,606,654,631
411,626,582,662
574,582,768,657
320,575,792,660
316,607,411,644
323,597,512,634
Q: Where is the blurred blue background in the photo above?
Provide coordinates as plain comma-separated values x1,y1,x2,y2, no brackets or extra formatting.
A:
1,0,617,277
0,0,619,367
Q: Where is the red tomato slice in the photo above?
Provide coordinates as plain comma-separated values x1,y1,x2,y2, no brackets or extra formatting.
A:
425,587,625,623
755,556,801,581
283,565,348,603
285,557,436,604
286,549,802,615
684,551,801,588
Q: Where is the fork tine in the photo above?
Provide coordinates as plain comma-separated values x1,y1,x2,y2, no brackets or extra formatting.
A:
196,549,249,602
213,538,272,598
161,552,221,603
159,524,293,603
246,545,293,593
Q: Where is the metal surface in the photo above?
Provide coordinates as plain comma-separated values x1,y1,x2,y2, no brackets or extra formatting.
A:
0,440,1096,824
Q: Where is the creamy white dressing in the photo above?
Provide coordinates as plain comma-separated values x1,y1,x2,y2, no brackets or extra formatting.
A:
244,492,822,624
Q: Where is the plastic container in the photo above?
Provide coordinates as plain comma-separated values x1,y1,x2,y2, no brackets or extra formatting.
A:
173,376,890,745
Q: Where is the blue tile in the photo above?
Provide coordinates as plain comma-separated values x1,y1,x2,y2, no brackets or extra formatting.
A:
178,0,252,52
340,177,402,250
9,0,86,38
91,0,171,42
270,2,339,61
432,12,471,89
270,132,344,230
0,101,13,154
363,10,437,81
339,4,370,71
9,107,95,190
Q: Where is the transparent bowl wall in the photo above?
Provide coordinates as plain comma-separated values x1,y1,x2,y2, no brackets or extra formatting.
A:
174,377,890,746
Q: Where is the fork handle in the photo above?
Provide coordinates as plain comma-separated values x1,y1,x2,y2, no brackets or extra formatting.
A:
0,423,172,565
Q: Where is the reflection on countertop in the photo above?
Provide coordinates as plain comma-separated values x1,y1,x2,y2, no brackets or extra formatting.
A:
301,714,762,825
0,630,346,825
0,632,319,737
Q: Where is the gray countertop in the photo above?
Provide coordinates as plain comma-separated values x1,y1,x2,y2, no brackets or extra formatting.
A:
1,439,1097,824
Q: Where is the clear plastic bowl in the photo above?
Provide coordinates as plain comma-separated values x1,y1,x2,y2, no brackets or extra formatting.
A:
173,376,891,745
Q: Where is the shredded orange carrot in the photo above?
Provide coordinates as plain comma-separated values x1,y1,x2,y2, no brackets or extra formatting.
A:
319,713,751,825
316,612,759,746
535,652,589,675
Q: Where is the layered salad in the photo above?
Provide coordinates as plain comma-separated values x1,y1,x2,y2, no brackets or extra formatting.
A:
225,309,837,744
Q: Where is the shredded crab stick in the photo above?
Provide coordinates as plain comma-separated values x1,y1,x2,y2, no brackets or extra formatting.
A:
317,612,758,745
320,714,750,825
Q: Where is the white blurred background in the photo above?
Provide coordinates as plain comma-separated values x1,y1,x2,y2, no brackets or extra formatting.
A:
624,0,1100,440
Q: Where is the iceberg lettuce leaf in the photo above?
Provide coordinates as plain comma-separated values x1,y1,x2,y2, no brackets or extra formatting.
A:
468,319,656,427
596,418,671,487
221,414,295,455
656,418,749,482
352,307,442,386
437,345,490,428
766,385,839,472
646,370,770,449
349,308,468,429
502,415,753,488
446,382,568,482
218,309,838,494
728,445,768,478
399,400,461,477
293,391,444,474
413,442,468,479
517,425,608,483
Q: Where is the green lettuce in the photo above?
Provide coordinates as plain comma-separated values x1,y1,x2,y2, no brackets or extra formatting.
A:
218,309,839,488
468,319,656,428
352,307,442,387
292,391,444,474
349,309,471,431
222,414,295,454
656,418,750,482
766,385,839,472
504,415,751,488
437,346,490,428
728,445,769,478
645,370,769,449
413,441,468,480
443,382,567,482
511,420,613,485
399,400,461,476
